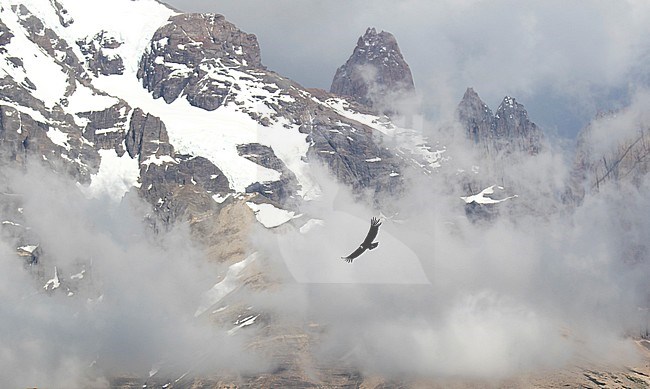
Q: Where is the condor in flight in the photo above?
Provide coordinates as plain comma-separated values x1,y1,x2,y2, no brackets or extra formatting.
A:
341,217,382,263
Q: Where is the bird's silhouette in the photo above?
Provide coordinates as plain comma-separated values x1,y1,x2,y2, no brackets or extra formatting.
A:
341,217,382,263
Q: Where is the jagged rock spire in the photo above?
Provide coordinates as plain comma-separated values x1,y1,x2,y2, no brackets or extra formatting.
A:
457,87,494,145
494,96,543,155
330,27,415,113
457,88,543,155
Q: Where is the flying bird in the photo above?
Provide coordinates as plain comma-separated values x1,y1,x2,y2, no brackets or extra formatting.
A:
341,217,382,263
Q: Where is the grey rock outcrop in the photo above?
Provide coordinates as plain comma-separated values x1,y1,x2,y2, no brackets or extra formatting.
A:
494,96,543,155
137,16,406,200
566,112,650,204
0,103,99,183
0,105,52,164
238,143,300,203
49,0,74,27
457,87,494,146
139,153,230,225
79,101,131,153
457,88,543,156
138,13,261,111
0,18,14,50
125,108,174,162
123,109,231,224
76,30,125,76
330,27,415,113
303,113,402,195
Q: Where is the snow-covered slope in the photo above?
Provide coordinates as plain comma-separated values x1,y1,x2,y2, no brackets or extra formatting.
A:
0,0,441,219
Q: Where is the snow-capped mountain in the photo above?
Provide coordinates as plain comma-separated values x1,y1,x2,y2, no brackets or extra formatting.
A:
3,1,649,387
0,1,445,385
0,0,445,226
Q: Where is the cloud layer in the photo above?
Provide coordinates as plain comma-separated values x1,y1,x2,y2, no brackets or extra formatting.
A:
252,124,650,379
0,163,264,387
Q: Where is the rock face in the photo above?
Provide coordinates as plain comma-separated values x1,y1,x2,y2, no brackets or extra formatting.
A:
0,2,443,386
567,112,650,204
123,108,232,224
125,108,173,162
457,88,543,156
138,13,262,111
2,2,650,388
330,27,415,112
136,15,413,201
238,143,300,204
1,0,409,220
494,96,543,155
457,88,494,146
302,110,403,195
76,30,125,76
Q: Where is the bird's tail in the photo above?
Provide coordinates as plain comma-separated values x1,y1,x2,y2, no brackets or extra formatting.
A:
368,242,379,250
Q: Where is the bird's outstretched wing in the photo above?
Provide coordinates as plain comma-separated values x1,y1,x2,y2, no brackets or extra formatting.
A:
341,218,382,263
341,246,365,263
361,217,382,247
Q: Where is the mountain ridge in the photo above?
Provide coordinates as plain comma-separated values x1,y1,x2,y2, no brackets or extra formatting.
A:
1,1,649,387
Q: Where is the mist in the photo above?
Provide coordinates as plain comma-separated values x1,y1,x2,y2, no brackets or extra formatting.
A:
1,116,649,385
0,163,266,388
4,1,650,379
3,104,649,386
250,104,650,379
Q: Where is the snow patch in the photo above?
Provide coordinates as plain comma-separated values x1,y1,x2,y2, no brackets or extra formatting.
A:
212,193,231,204
46,128,70,150
227,314,259,335
461,185,518,204
140,154,178,166
246,202,296,228
66,83,119,113
43,266,60,290
194,252,258,317
0,5,68,108
17,244,38,253
299,219,325,234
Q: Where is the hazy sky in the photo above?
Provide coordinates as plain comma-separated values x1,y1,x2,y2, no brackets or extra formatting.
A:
163,0,650,138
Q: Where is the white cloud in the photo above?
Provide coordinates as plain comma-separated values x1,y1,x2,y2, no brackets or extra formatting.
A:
0,163,265,387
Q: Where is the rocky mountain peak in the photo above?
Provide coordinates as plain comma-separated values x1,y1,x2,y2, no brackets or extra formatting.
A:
138,12,262,110
357,27,397,54
330,27,415,113
496,96,523,117
457,87,493,144
493,95,542,155
460,87,485,105
456,88,543,156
